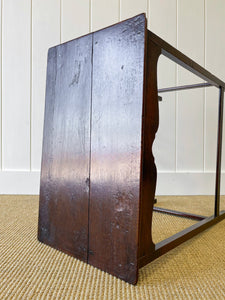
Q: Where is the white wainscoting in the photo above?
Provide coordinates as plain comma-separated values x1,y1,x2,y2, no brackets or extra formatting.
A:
0,0,225,194
0,171,40,194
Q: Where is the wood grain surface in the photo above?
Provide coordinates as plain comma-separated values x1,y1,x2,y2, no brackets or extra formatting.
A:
88,14,146,284
38,14,158,284
38,34,92,262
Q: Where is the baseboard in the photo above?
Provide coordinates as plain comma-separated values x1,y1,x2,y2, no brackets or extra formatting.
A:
156,172,225,195
0,171,40,194
0,171,224,195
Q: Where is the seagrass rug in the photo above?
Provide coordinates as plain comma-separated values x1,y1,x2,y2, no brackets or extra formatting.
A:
1,195,225,299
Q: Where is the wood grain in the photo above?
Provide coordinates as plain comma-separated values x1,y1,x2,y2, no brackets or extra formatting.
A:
38,13,225,285
38,35,93,262
88,14,146,284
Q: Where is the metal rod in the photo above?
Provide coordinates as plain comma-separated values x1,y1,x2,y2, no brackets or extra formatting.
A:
153,206,206,221
214,87,224,217
158,82,212,94
139,210,225,268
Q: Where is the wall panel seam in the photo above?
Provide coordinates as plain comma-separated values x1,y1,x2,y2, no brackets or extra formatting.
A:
175,0,178,172
30,0,32,171
60,0,62,43
0,0,2,170
203,0,206,172
89,0,92,32
118,0,121,21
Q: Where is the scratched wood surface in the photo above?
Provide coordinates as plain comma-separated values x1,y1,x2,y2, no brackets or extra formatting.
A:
38,14,158,285
38,34,92,262
88,14,147,284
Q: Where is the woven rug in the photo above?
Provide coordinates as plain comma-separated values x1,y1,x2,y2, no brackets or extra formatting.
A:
1,195,225,299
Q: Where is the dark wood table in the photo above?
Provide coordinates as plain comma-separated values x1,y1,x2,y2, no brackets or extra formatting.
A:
38,13,225,284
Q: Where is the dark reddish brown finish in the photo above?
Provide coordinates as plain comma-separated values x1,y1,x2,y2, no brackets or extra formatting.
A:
38,14,151,284
38,35,93,262
38,13,225,285
138,34,161,265
88,14,147,284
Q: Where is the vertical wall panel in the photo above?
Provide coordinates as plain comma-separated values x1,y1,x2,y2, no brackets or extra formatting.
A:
149,0,176,46
0,0,224,194
2,0,31,170
205,0,225,81
204,87,219,171
205,0,225,171
176,0,205,171
61,0,89,42
0,0,2,170
149,0,177,171
120,0,147,21
91,0,119,31
31,0,60,170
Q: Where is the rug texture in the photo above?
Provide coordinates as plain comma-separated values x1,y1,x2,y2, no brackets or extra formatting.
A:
1,195,225,299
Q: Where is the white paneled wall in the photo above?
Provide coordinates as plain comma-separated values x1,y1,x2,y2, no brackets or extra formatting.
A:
149,0,177,172
61,0,90,42
32,0,60,171
0,1,1,171
205,0,225,172
176,0,205,172
2,0,31,170
91,0,119,31
0,0,225,194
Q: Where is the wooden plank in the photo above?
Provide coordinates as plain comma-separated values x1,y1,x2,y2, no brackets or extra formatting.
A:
149,0,177,172
91,0,119,31
2,0,31,170
32,0,60,170
89,14,146,284
176,0,204,171
61,0,89,42
38,34,93,262
120,0,147,21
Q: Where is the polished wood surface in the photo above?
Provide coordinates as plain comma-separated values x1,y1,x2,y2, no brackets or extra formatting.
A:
89,14,146,284
38,14,149,284
138,33,160,265
38,13,225,285
38,35,92,262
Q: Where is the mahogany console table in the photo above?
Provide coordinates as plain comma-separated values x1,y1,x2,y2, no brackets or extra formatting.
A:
38,13,225,284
